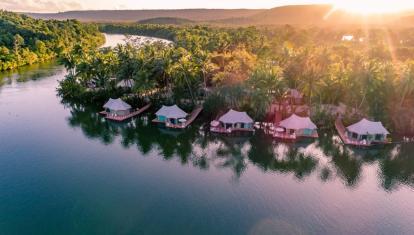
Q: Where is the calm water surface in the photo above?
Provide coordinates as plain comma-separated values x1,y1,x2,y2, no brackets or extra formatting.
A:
0,35,413,235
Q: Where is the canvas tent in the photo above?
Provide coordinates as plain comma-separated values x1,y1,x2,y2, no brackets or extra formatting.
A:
279,114,317,137
155,105,188,124
103,98,132,116
346,119,389,142
218,109,254,130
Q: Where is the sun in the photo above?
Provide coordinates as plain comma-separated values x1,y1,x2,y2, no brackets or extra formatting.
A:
333,0,413,15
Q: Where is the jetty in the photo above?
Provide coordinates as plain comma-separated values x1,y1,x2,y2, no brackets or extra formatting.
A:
100,103,151,122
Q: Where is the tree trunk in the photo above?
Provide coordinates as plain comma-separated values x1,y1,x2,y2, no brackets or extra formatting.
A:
184,73,196,105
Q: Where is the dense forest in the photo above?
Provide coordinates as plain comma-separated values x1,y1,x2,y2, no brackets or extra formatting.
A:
60,23,414,134
0,11,104,71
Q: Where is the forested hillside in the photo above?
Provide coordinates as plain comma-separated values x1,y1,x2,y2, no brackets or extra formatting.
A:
24,5,414,26
26,9,264,23
0,11,104,71
137,17,195,25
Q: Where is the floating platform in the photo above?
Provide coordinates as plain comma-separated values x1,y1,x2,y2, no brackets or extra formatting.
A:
210,127,255,134
335,118,389,147
272,131,318,141
153,106,203,129
100,103,151,122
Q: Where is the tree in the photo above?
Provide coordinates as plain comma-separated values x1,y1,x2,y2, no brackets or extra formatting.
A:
399,61,414,107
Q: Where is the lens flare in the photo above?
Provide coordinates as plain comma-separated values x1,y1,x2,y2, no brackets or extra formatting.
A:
333,0,412,14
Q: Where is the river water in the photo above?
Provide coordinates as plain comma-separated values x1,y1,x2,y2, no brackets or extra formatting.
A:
0,34,413,235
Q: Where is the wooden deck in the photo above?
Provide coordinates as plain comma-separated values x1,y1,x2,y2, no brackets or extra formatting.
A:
335,118,389,147
210,127,255,134
100,103,151,122
273,131,318,141
273,132,297,140
153,106,203,129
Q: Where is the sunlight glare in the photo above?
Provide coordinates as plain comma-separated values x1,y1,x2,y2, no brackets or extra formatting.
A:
334,0,413,14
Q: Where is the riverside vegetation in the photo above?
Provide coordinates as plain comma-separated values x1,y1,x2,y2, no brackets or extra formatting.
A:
0,11,104,71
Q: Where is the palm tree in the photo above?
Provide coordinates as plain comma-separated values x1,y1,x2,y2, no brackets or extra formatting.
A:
399,61,414,107
115,44,137,90
171,50,200,104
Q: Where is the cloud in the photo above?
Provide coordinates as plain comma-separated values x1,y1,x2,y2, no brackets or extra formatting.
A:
0,0,83,12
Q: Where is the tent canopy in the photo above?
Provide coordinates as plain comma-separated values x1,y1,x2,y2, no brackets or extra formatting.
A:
279,114,317,130
347,118,390,135
156,105,188,119
103,98,131,111
219,109,254,124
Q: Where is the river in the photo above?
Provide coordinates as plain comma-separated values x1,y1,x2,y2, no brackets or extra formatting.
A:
0,34,413,235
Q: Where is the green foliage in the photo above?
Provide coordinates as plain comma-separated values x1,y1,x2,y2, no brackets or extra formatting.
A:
0,10,104,71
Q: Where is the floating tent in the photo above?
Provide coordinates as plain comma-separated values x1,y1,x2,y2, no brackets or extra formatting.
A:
103,98,132,116
218,109,254,130
346,119,390,142
155,105,188,125
279,114,318,137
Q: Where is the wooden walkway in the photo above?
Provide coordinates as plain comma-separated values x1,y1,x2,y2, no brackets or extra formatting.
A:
100,103,151,122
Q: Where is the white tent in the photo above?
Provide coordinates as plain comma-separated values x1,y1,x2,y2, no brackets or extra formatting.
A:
103,98,131,111
156,105,188,119
347,119,390,135
219,109,253,124
279,114,317,130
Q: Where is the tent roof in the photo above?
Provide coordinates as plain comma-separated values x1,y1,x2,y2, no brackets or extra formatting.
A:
103,98,131,111
347,118,390,135
279,114,317,130
219,109,254,124
155,105,188,119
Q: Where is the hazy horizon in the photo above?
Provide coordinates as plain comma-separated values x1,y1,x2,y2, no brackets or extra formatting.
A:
0,1,328,13
2,0,413,14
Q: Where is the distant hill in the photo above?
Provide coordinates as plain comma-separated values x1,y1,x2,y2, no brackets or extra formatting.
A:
218,5,410,26
400,14,414,25
25,9,264,23
137,17,195,25
22,5,414,26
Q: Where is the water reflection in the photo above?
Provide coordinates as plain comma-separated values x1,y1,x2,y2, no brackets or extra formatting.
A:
0,62,62,86
65,102,414,191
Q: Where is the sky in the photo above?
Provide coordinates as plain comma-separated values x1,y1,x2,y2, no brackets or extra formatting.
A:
1,0,414,13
